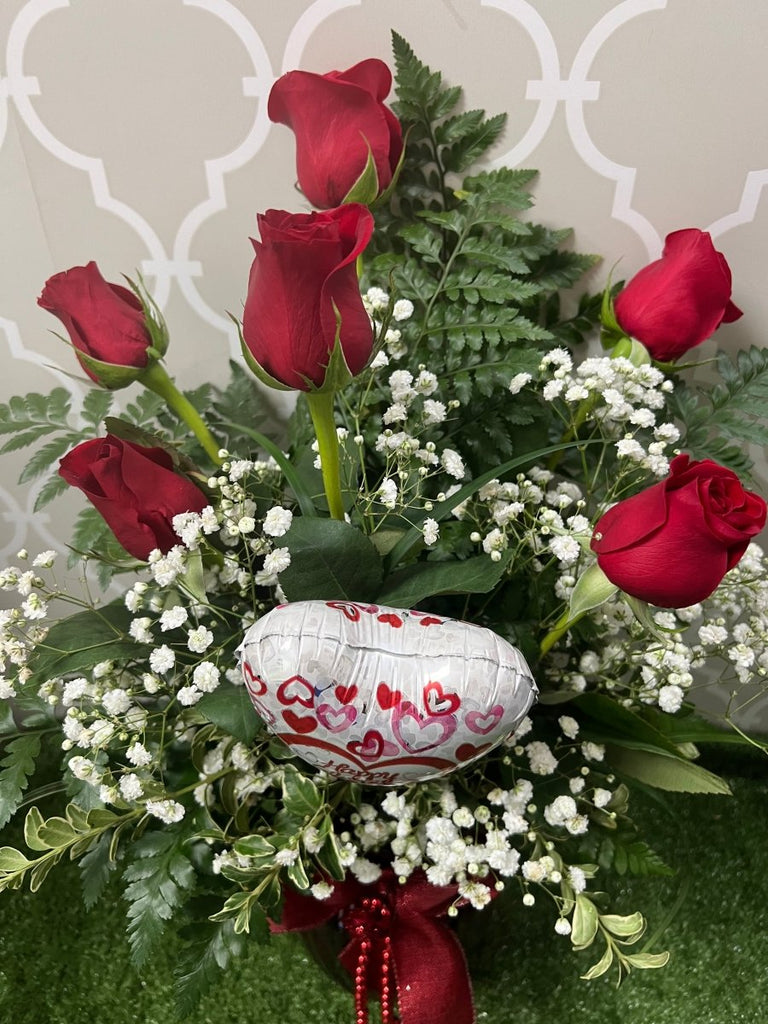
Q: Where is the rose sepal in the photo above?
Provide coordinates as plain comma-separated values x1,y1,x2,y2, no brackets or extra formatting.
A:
306,314,354,394
124,272,170,360
341,142,381,207
372,127,408,207
599,273,628,349
71,347,152,390
233,316,294,392
609,335,652,367
569,561,618,619
540,562,618,657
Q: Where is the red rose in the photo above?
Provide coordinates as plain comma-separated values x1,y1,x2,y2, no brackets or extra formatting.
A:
242,205,374,391
38,262,165,388
268,58,403,208
614,229,742,362
591,454,766,607
59,435,208,561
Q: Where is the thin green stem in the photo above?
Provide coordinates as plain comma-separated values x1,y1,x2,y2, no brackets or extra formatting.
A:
138,362,222,465
305,390,345,521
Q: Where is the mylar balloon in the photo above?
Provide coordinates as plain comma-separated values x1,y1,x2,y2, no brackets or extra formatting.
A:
239,601,537,786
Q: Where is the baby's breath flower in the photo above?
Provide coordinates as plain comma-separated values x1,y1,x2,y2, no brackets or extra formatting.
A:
508,372,532,395
422,518,439,546
263,507,293,537
392,299,414,321
149,645,175,675
187,626,214,654
193,662,220,693
160,606,188,632
32,550,57,568
126,742,152,767
146,799,185,824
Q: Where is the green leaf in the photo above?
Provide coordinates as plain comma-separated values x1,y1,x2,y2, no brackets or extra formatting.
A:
234,835,276,859
0,733,41,828
377,552,509,607
623,951,671,970
571,894,599,949
600,911,645,941
281,765,322,822
574,692,693,759
286,857,310,891
81,388,115,428
212,417,317,519
605,744,732,795
79,832,117,909
36,815,77,849
33,471,70,512
581,942,614,980
24,806,47,852
279,517,383,602
175,919,248,1018
26,602,137,687
0,847,30,872
197,683,261,745
124,828,196,967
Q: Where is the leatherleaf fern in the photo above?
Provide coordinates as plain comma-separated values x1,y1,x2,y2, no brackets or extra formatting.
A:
360,33,600,472
671,346,768,480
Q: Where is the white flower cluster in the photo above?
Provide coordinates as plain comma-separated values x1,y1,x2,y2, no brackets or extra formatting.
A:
539,350,679,477
362,286,414,362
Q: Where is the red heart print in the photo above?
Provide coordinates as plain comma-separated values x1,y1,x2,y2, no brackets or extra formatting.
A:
377,613,403,628
417,616,442,627
423,680,461,716
242,661,267,696
326,601,361,621
282,709,318,734
317,703,357,733
335,684,358,705
456,742,491,762
465,705,504,735
377,682,403,710
392,701,456,753
276,675,314,708
348,730,399,761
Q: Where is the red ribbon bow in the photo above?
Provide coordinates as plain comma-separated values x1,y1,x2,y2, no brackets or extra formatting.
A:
273,869,476,1024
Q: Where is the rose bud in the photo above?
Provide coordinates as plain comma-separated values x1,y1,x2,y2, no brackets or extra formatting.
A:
241,204,374,391
613,229,742,362
268,58,403,208
59,435,208,561
38,262,167,388
591,454,766,607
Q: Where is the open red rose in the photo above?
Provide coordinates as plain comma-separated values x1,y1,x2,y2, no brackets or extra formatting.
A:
242,205,374,391
59,435,208,561
614,229,742,362
38,262,165,388
591,454,766,607
268,58,403,208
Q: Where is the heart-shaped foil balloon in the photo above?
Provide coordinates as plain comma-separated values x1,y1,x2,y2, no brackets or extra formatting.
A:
238,600,537,786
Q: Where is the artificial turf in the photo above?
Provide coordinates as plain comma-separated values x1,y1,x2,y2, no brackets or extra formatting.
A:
0,762,765,1024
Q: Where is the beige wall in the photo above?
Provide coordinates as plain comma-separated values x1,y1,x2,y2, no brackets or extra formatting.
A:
2,0,768,561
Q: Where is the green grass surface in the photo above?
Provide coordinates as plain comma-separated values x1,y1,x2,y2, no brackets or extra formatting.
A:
0,767,766,1024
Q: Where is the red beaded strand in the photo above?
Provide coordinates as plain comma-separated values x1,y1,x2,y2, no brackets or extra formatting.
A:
348,894,396,1024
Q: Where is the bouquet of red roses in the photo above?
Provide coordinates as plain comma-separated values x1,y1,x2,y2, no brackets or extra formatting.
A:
1,35,767,1024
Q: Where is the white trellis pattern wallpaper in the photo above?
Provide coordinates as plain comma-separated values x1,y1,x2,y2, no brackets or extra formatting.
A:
2,0,768,566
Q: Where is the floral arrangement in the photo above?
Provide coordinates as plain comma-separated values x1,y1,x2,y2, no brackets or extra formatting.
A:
1,35,767,1024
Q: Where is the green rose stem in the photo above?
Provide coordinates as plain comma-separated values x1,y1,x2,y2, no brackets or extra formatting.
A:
138,362,223,466
305,389,345,521
539,609,582,657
